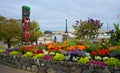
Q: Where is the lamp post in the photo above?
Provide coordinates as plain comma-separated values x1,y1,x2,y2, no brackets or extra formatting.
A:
62,17,68,41
65,17,68,33
118,14,120,28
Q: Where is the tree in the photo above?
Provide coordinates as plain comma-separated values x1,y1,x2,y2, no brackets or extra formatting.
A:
0,16,6,39
73,18,102,40
109,23,120,45
30,21,43,44
0,17,22,48
0,15,6,21
0,15,43,47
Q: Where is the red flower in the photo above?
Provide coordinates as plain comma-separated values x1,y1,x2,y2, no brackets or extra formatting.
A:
98,51,104,55
93,49,110,56
37,49,43,54
54,47,60,51
91,51,97,56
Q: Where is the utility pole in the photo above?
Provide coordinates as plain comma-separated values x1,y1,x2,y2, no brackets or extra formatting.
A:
107,23,109,32
117,14,120,28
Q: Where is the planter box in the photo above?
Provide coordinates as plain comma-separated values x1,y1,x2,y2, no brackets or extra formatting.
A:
0,54,120,73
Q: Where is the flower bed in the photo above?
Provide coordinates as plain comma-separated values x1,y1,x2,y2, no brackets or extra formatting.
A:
0,40,120,73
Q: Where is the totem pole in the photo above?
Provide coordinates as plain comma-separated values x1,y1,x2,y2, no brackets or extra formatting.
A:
22,6,30,44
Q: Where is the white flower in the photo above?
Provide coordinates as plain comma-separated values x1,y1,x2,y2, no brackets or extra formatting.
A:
42,50,46,52
43,50,49,55
87,56,92,59
86,52,90,56
95,56,102,61
49,52,55,55
72,56,79,62
65,55,70,60
103,57,109,61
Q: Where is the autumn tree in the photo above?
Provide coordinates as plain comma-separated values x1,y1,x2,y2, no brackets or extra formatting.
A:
0,15,43,47
0,16,6,39
73,18,102,40
0,17,21,48
30,21,43,44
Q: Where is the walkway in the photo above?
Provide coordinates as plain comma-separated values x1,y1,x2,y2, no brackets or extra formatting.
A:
0,64,32,73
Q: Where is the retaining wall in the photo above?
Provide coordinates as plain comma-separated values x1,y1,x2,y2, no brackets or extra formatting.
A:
0,54,120,73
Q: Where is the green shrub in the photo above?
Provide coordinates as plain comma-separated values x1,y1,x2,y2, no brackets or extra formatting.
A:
33,53,45,59
18,45,26,54
104,57,120,67
83,42,98,53
10,51,19,56
40,45,48,50
34,45,40,49
98,39,109,49
109,23,120,45
113,49,120,54
0,45,5,49
116,41,120,46
66,39,78,47
0,49,5,53
23,52,33,58
77,57,90,64
54,53,65,61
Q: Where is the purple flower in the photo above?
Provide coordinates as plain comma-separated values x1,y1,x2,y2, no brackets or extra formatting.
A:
43,55,53,60
76,20,79,23
88,18,102,28
109,52,117,57
67,49,86,56
66,51,72,55
88,18,94,23
5,49,10,55
95,20,100,25
88,60,107,67
71,49,80,55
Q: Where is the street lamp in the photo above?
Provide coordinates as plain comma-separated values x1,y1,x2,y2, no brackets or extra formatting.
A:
65,17,68,33
117,14,120,27
62,17,69,41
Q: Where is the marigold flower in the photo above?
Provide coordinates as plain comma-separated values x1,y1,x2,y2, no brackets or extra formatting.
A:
66,46,76,51
77,45,86,50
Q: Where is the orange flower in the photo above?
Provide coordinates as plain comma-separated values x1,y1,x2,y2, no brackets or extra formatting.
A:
77,45,86,50
60,44,66,50
48,45,54,51
66,46,76,51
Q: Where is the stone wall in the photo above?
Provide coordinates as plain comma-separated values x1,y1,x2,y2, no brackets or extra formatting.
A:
0,54,120,73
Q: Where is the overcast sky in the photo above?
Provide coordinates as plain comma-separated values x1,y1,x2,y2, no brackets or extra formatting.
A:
0,0,120,31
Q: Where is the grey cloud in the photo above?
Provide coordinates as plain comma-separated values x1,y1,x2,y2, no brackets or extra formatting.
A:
0,0,120,31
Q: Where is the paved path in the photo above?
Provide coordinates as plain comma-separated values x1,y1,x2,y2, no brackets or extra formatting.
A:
0,64,32,73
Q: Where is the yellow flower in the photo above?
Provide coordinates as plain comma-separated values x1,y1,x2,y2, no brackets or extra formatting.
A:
102,43,106,46
108,46,120,51
99,46,102,48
